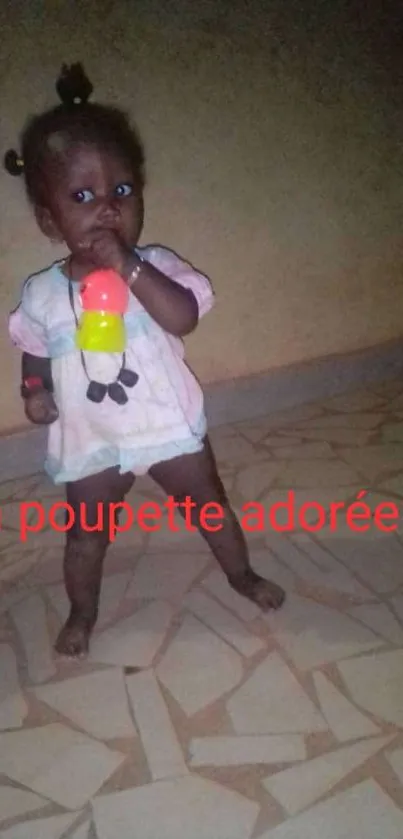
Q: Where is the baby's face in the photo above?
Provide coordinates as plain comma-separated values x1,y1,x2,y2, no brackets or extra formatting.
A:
38,141,144,258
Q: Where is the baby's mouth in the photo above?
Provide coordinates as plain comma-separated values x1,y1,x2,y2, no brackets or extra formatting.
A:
93,225,119,233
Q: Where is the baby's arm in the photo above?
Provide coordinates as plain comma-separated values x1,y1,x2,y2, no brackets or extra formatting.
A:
77,232,214,337
125,253,199,336
22,352,54,390
9,277,58,425
21,352,58,425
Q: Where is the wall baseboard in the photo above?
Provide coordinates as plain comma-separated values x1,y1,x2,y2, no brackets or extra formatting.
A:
2,338,403,482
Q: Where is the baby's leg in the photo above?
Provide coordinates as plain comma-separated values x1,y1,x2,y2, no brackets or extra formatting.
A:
149,438,285,611
55,467,135,658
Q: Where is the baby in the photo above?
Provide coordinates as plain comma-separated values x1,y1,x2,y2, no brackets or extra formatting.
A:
6,64,285,657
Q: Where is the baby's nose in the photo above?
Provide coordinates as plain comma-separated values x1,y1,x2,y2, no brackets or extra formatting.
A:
98,198,120,223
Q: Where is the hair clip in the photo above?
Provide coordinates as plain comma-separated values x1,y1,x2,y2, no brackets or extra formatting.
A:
3,149,24,176
56,63,93,106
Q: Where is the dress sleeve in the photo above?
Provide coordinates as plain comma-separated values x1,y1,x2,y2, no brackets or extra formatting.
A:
9,278,50,357
144,246,215,318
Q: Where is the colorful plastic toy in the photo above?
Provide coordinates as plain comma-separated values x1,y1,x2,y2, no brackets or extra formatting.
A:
75,269,129,352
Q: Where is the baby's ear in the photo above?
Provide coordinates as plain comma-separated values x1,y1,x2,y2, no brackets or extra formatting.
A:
34,205,64,243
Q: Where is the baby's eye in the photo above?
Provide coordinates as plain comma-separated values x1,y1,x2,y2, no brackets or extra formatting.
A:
73,189,94,204
114,183,133,198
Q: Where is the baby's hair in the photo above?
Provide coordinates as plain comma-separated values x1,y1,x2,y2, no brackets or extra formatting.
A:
3,63,145,206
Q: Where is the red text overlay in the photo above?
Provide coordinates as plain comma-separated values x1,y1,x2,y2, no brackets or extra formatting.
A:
6,490,399,541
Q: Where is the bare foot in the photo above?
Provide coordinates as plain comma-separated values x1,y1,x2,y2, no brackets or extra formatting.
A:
54,613,95,659
229,568,285,611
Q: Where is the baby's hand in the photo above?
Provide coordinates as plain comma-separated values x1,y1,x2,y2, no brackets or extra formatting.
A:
24,390,59,425
77,229,133,277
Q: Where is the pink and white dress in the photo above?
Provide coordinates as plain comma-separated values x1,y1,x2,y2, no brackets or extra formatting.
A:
9,245,214,484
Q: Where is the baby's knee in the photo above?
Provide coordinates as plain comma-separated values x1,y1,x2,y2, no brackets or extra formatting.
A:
65,530,109,561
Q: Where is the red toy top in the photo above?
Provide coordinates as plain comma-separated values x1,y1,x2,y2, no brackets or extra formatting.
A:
79,269,129,314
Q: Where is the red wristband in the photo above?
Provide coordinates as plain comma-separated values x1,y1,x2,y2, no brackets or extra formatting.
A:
21,377,44,398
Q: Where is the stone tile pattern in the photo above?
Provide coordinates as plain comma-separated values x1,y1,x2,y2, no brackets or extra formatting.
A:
1,382,403,837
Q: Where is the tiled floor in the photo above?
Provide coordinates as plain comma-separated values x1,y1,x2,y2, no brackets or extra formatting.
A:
1,380,403,837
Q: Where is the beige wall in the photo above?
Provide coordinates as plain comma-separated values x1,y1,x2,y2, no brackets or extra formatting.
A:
1,0,402,432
